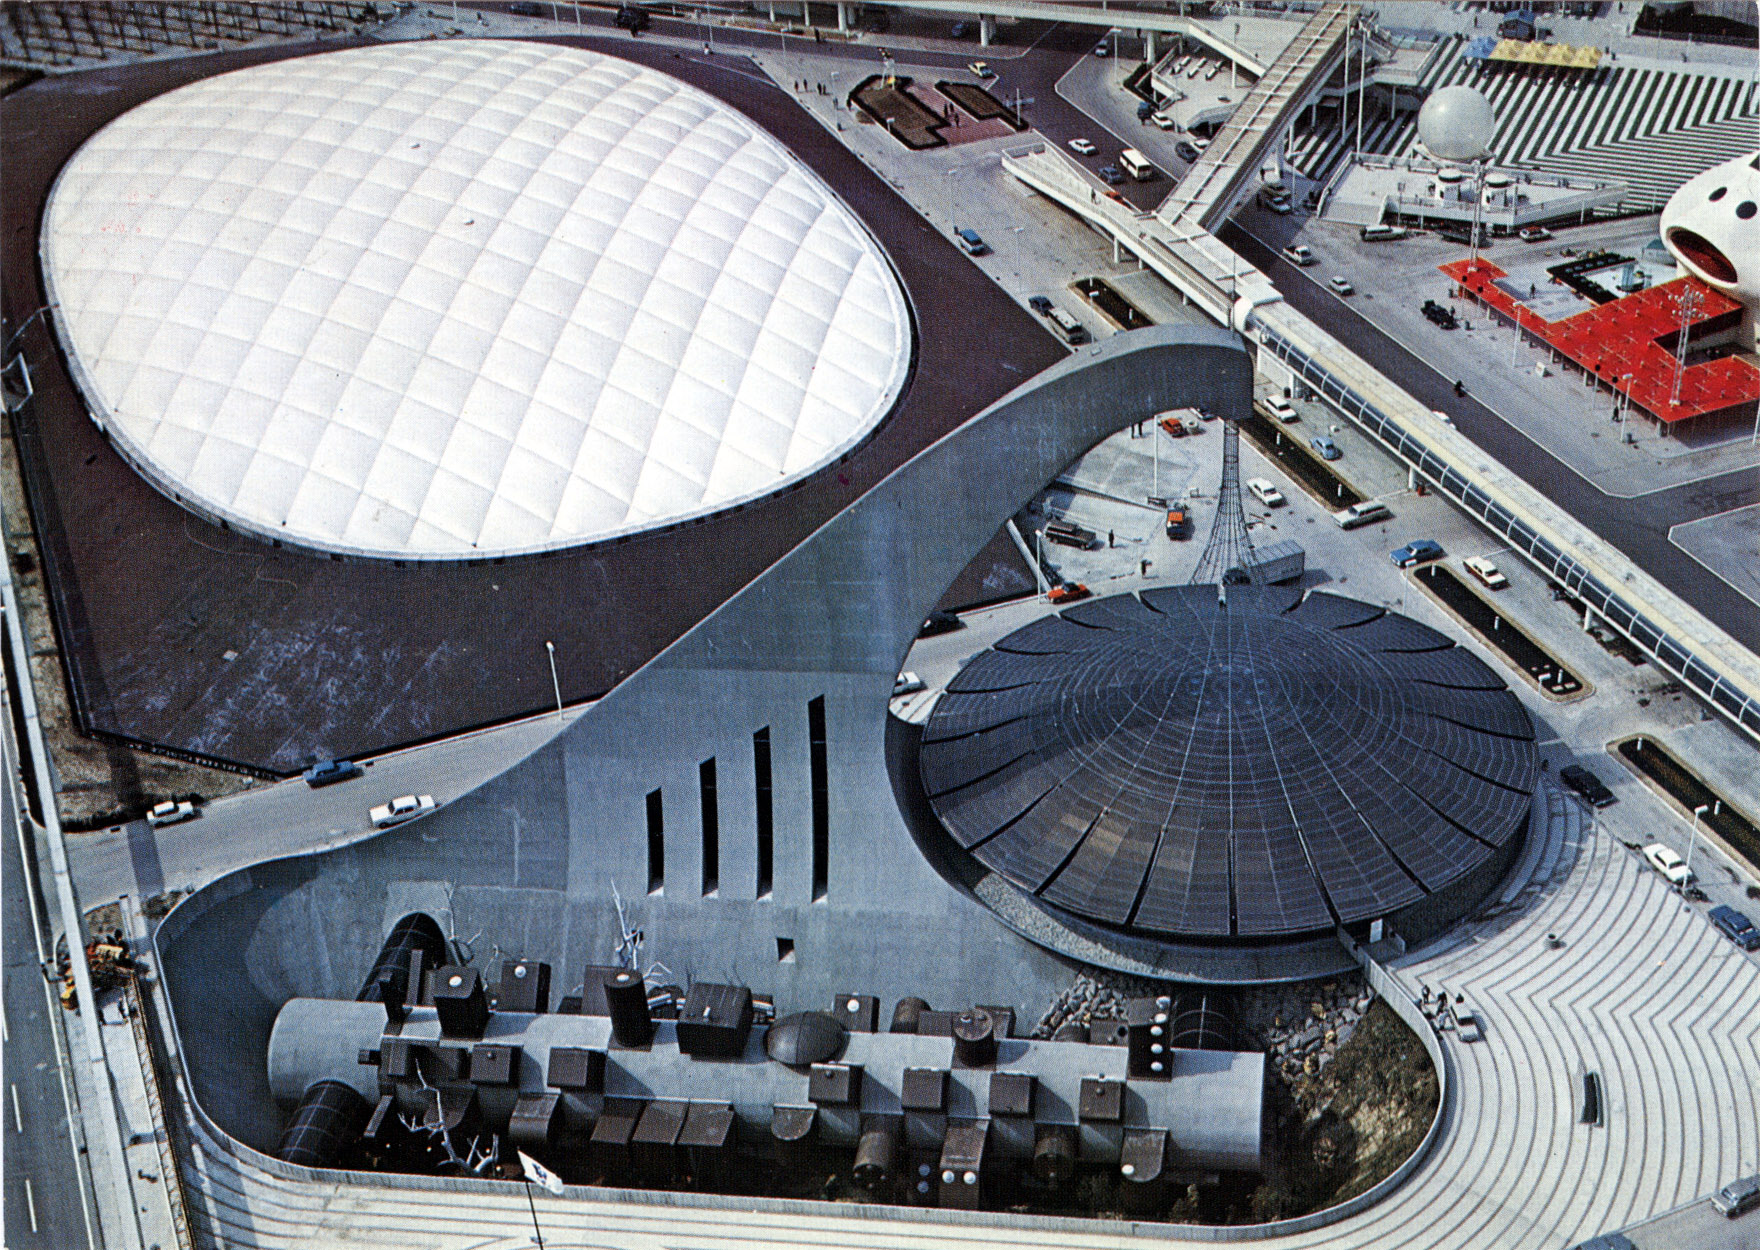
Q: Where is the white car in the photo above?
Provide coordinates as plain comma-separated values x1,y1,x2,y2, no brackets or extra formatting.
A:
1463,556,1508,590
1068,137,1097,156
1246,477,1286,508
1642,842,1693,887
1192,136,1210,152
893,672,926,697
1261,395,1298,423
1451,998,1483,1042
146,799,198,828
1431,408,1457,429
371,794,436,829
1281,244,1317,267
1328,275,1354,296
967,60,993,78
1150,112,1176,130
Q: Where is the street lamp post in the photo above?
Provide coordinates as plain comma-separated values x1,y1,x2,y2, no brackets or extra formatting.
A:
1684,802,1709,888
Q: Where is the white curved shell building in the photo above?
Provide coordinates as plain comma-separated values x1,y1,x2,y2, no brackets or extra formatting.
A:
1660,150,1759,351
41,42,913,559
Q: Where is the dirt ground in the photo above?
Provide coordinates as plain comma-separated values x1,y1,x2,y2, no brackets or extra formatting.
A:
1246,998,1441,1219
3,423,258,831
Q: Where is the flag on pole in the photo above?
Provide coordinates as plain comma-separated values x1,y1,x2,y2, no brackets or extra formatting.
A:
519,1150,565,1196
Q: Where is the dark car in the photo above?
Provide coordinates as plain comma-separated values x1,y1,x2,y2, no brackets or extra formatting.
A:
1028,295,1054,315
1097,164,1124,185
1390,539,1444,568
1709,905,1760,952
1564,1236,1635,1250
508,1,542,13
1422,299,1459,330
950,20,969,37
1559,764,1616,808
919,609,963,638
1174,139,1200,162
304,758,362,788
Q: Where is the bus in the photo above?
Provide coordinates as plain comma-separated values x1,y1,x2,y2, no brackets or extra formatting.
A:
1046,308,1090,345
1119,148,1157,181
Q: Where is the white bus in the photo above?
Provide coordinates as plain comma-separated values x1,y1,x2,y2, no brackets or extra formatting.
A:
1046,308,1090,344
1119,148,1157,181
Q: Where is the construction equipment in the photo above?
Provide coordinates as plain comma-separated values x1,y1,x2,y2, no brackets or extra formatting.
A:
57,930,134,1011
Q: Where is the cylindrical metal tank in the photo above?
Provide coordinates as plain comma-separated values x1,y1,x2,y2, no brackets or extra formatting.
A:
853,1119,900,1186
604,969,653,1047
889,997,929,1034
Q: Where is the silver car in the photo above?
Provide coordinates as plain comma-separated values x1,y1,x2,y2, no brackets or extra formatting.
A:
1713,1174,1760,1217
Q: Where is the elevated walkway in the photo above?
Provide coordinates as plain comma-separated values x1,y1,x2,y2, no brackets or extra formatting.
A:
1002,142,1279,328
1156,1,1355,231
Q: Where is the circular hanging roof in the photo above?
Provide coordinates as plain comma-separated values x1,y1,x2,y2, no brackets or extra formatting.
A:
41,41,912,560
919,586,1537,941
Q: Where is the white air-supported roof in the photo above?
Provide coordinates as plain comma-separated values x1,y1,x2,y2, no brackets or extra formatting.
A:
42,41,912,559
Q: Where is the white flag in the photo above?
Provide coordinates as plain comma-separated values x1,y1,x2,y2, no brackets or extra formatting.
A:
518,1149,564,1196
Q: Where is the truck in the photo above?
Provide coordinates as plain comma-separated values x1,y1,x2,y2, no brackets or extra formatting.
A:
1042,518,1097,549
1164,506,1192,539
1234,538,1304,584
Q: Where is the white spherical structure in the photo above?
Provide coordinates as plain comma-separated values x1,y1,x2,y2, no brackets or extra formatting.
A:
1418,86,1496,163
41,42,913,560
1661,152,1759,305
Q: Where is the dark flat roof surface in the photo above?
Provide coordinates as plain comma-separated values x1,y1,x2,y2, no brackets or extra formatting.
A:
920,586,1538,939
0,34,1061,774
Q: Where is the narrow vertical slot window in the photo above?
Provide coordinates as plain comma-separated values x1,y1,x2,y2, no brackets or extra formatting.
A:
808,696,828,901
699,758,719,897
645,789,664,894
754,728,773,898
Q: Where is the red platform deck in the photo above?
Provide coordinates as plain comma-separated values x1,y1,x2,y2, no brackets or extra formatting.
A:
1439,258,1759,423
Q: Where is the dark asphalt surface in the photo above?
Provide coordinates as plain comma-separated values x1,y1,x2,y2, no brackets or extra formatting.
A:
1221,221,1760,654
2,771,92,1248
0,30,1063,775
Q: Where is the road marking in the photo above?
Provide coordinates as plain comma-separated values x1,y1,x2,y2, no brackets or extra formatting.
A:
10,1081,21,1132
24,1175,38,1232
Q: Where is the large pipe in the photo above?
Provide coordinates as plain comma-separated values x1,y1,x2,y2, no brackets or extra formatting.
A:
357,913,447,1004
277,1080,370,1168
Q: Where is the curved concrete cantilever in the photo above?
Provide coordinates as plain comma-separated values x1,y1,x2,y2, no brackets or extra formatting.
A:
622,323,1253,686
156,325,1259,1153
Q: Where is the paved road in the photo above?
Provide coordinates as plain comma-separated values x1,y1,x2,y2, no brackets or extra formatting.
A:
67,703,580,905
1220,221,1760,655
2,734,95,1250
1623,1196,1760,1250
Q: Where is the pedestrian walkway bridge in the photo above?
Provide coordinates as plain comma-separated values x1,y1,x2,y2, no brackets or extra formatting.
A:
1154,1,1355,231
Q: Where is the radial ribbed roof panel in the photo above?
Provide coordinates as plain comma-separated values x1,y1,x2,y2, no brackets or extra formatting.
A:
920,588,1539,940
41,41,912,559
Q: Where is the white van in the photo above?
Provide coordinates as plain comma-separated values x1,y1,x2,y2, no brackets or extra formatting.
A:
1246,477,1286,508
1259,395,1298,423
1119,148,1157,181
1334,499,1391,529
